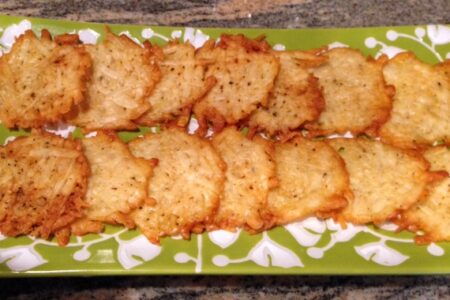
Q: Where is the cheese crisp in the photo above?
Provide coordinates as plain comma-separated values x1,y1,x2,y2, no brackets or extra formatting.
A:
380,53,450,148
0,132,88,245
306,48,393,136
129,128,225,243
69,27,160,130
0,30,92,128
137,42,215,127
328,138,433,224
193,34,279,135
249,50,326,136
400,147,450,243
211,127,277,231
266,136,350,226
70,132,154,236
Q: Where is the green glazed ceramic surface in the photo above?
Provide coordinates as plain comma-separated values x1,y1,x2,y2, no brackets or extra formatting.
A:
0,15,449,276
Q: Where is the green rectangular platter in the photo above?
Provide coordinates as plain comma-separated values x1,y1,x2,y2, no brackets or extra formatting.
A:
0,14,449,276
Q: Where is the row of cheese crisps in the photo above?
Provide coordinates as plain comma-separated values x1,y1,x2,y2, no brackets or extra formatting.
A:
0,28,449,150
0,128,448,246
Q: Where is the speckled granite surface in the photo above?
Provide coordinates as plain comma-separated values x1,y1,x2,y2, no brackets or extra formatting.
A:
0,1,449,299
1,0,449,28
0,275,449,299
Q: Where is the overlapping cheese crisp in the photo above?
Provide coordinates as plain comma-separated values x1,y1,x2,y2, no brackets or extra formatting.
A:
265,136,350,226
399,146,450,243
0,30,92,128
137,42,215,127
68,27,161,130
306,48,393,136
70,131,154,236
249,50,326,136
129,128,225,243
211,127,277,231
380,53,450,148
0,132,88,245
328,138,433,224
193,34,279,135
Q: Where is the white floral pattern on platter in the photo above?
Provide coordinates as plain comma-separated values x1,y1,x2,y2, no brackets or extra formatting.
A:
0,20,448,273
365,25,450,61
211,231,304,269
0,230,161,272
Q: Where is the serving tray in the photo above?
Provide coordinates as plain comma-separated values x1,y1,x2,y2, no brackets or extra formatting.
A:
0,15,449,276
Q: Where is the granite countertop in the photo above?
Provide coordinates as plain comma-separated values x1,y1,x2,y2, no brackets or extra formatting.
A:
0,0,449,299
0,0,449,28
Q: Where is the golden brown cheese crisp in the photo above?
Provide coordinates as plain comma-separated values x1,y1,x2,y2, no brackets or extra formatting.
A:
436,60,450,81
68,28,160,130
129,128,225,243
0,132,88,244
0,30,92,128
193,34,279,135
70,131,155,236
265,136,350,227
248,50,326,136
137,42,215,127
380,53,450,148
306,48,393,136
211,127,277,231
399,146,450,243
328,138,433,224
